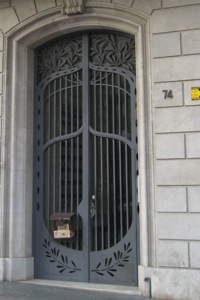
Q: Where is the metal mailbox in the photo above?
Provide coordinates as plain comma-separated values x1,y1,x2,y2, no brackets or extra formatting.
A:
50,212,75,239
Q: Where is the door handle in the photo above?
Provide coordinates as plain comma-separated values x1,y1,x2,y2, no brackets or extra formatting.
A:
90,195,96,218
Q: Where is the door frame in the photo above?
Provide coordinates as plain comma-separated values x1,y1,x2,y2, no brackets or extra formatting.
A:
2,4,154,283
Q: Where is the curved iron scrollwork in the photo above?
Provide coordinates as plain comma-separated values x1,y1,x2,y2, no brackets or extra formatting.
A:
38,36,82,81
43,239,81,273
91,243,133,277
90,33,136,73
43,239,132,276
38,33,135,82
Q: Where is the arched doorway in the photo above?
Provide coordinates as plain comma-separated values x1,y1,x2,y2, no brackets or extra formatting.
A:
34,31,139,285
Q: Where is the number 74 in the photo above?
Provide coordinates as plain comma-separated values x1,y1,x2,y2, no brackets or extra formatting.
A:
162,90,173,99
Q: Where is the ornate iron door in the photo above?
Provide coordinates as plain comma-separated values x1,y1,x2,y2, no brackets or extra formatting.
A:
34,32,138,285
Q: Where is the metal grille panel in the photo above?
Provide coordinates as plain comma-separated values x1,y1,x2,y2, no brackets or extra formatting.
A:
42,70,83,250
34,32,138,284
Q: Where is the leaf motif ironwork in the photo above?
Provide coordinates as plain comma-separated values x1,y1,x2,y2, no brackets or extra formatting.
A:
43,239,81,274
90,33,136,73
91,242,133,277
38,36,82,81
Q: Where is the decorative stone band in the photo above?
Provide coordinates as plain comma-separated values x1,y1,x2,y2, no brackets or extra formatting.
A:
61,0,84,15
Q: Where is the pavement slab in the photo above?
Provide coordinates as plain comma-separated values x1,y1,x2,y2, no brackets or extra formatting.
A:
0,281,155,300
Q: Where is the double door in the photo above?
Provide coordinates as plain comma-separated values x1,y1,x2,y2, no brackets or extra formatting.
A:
34,32,138,284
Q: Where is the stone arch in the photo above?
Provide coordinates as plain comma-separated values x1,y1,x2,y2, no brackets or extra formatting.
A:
2,3,153,285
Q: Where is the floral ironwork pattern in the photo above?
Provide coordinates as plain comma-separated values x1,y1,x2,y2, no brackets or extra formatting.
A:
43,239,81,274
38,36,82,81
90,33,136,73
91,242,133,277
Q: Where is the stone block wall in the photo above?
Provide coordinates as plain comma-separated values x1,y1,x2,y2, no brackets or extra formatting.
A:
151,0,200,286
0,0,200,298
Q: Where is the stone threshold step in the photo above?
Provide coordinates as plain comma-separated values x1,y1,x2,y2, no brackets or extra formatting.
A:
21,279,142,296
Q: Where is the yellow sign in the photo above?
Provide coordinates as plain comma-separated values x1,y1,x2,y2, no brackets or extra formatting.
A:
191,87,200,100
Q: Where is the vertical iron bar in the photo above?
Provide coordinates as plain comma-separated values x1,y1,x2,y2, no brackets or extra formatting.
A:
99,71,104,250
125,143,129,231
118,75,123,239
53,80,56,212
71,142,73,211
65,76,68,211
106,72,110,248
119,140,123,239
124,80,129,231
47,83,51,228
47,148,50,229
76,71,80,249
112,73,117,244
65,140,69,211
94,69,98,251
71,74,74,212
124,78,127,137
59,77,62,211
118,74,121,135
82,33,90,280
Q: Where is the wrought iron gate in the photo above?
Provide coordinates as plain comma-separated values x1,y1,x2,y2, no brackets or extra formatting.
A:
34,32,138,284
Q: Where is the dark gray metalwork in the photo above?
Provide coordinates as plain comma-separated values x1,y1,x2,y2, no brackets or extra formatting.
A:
34,32,138,285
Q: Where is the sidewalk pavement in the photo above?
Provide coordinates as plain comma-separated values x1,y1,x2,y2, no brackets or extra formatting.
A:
0,280,157,300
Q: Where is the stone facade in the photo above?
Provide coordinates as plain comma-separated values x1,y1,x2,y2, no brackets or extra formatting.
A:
0,1,200,299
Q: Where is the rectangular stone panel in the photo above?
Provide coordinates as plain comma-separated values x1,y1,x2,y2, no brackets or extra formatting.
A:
156,186,187,212
163,0,200,8
35,0,56,12
0,119,2,140
151,268,200,300
156,159,200,186
158,213,200,240
0,95,2,117
92,0,111,2
0,55,2,76
151,6,200,33
184,80,200,106
188,186,200,212
133,0,161,14
113,0,132,5
182,30,200,55
0,0,10,8
157,240,188,268
153,55,200,82
0,52,3,73
155,106,200,133
11,0,37,22
0,74,2,94
153,82,183,108
190,242,200,268
152,33,181,58
0,8,19,33
155,133,185,159
186,133,200,158
0,32,3,51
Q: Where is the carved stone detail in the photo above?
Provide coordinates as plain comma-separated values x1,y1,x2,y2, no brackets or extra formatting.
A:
61,0,84,15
